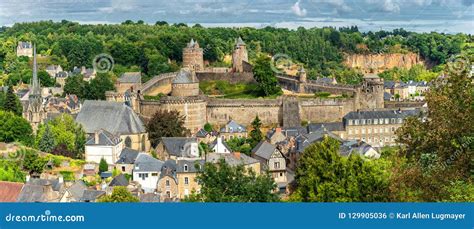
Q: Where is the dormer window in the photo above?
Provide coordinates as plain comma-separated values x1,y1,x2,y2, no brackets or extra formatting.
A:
184,164,188,172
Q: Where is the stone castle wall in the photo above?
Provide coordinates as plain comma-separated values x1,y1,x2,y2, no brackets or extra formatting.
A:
299,98,355,123
171,83,200,97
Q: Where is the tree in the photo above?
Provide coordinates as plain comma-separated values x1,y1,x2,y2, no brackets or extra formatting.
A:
291,137,390,202
22,149,48,175
146,110,190,148
63,75,86,98
98,186,139,202
85,73,114,100
38,70,55,87
185,159,278,202
38,124,55,153
0,110,32,145
203,123,213,132
249,115,263,148
99,158,108,174
253,55,282,96
3,86,22,115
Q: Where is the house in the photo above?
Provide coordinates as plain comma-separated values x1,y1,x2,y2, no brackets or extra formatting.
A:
115,148,140,174
16,41,33,57
156,137,200,160
195,128,215,143
340,140,380,159
0,181,24,202
133,153,164,193
206,152,260,175
45,65,63,78
307,122,345,138
109,174,129,187
116,72,141,93
80,190,106,202
55,71,69,87
219,120,247,140
17,177,66,202
176,159,204,199
76,100,150,152
266,128,286,144
85,129,123,164
59,180,87,203
156,160,179,201
72,66,96,81
209,137,232,154
251,141,287,188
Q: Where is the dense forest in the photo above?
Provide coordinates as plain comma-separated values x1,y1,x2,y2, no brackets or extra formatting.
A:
0,20,472,86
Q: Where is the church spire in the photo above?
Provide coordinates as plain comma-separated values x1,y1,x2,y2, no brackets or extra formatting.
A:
31,44,40,95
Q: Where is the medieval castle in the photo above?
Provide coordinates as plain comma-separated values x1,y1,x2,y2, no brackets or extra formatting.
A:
106,38,385,133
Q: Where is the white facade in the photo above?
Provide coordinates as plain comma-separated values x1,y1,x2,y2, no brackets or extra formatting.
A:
85,144,123,164
133,170,160,193
211,138,230,154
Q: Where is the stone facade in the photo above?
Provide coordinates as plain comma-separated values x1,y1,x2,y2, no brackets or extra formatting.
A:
182,39,204,71
232,37,249,73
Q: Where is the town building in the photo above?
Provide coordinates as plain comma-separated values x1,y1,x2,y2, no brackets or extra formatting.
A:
84,129,123,164
132,153,164,193
156,160,179,200
16,41,33,57
209,137,232,154
115,148,140,174
251,141,288,190
156,137,200,160
182,39,204,71
219,120,247,140
176,159,204,199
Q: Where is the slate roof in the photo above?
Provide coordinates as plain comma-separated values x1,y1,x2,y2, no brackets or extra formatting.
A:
206,153,259,167
109,174,129,187
252,141,278,160
343,109,421,121
384,81,396,89
220,120,246,133
134,153,164,172
116,148,139,164
16,184,45,202
80,190,105,202
18,41,32,48
161,137,198,157
294,130,344,153
236,37,246,46
0,181,24,202
76,100,146,135
67,181,87,201
173,69,196,84
159,159,177,180
281,126,307,137
85,129,121,146
118,72,141,83
307,122,345,133
195,129,209,138
176,159,204,173
186,39,200,48
384,92,392,101
339,140,378,158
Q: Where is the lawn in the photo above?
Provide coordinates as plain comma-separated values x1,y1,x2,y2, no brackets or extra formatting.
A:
200,80,274,99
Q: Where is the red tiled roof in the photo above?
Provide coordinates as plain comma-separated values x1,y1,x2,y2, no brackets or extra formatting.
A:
0,181,24,202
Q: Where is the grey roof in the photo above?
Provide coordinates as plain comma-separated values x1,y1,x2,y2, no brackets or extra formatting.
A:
195,129,209,138
68,181,87,201
116,148,139,164
27,178,62,192
186,38,200,48
76,100,146,135
294,130,344,153
281,126,307,137
80,190,106,202
343,109,421,121
220,120,246,133
339,140,378,157
236,37,246,46
109,174,129,187
18,41,32,48
85,129,121,146
206,153,259,167
161,137,198,157
384,81,395,89
314,77,334,84
160,159,177,180
16,184,45,202
307,122,345,133
384,92,392,101
209,138,233,153
134,153,164,172
100,172,112,179
173,69,196,84
176,159,204,173
252,141,278,160
118,72,141,83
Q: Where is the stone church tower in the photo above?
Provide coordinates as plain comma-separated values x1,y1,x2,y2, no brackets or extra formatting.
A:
182,39,204,71
232,37,248,73
23,45,46,131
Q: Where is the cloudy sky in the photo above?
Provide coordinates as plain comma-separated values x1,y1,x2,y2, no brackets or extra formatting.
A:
0,0,472,33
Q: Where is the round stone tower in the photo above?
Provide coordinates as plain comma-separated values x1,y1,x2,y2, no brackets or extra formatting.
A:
171,69,200,97
356,74,384,110
182,39,204,72
232,37,248,73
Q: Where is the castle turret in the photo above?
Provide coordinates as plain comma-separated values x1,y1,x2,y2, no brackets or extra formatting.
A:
232,37,248,73
182,39,204,71
297,67,307,93
356,74,384,110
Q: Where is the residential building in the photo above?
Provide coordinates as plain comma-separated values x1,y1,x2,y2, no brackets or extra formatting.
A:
133,153,164,193
85,129,123,164
176,159,204,199
266,127,287,144
156,137,200,160
251,141,287,188
45,65,63,77
219,120,247,140
209,137,232,154
156,160,179,201
206,152,261,175
59,180,87,203
115,148,140,174
16,41,33,57
17,177,65,202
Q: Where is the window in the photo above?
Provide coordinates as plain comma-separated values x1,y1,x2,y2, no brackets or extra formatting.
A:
151,173,158,176
184,164,188,172
348,120,353,125
379,128,383,133
361,128,365,134
391,118,395,124
379,118,384,124
349,129,353,135
166,179,170,187
367,119,372,125
121,166,125,172
398,118,402,124
374,128,378,133
361,119,366,125
138,173,148,180
385,118,389,124
368,137,372,143
274,162,280,169
374,119,378,125
355,119,359,125
166,191,170,198
125,136,132,148
279,172,283,177
184,177,189,185
391,127,395,132
368,128,372,134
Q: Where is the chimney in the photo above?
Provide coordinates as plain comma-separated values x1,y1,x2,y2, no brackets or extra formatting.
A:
58,175,64,185
94,131,100,144
26,175,30,182
233,152,241,159
275,127,282,133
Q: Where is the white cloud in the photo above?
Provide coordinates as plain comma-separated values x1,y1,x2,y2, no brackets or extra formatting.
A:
382,0,400,13
291,0,307,17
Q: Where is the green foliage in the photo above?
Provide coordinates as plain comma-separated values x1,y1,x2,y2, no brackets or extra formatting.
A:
59,171,75,181
291,137,390,202
21,149,48,175
378,64,438,82
35,114,86,158
253,55,282,96
3,86,22,115
185,159,278,202
143,93,164,101
63,73,114,100
249,115,263,148
0,160,25,182
199,142,209,156
38,124,55,153
199,80,263,99
203,122,213,132
98,186,139,202
146,110,190,148
314,92,331,98
225,137,252,156
0,110,32,145
37,70,55,87
99,158,108,174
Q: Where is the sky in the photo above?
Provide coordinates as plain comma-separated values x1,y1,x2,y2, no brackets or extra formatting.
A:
0,0,472,33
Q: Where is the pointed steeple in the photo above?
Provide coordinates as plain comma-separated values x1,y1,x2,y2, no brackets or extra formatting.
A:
31,44,40,95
